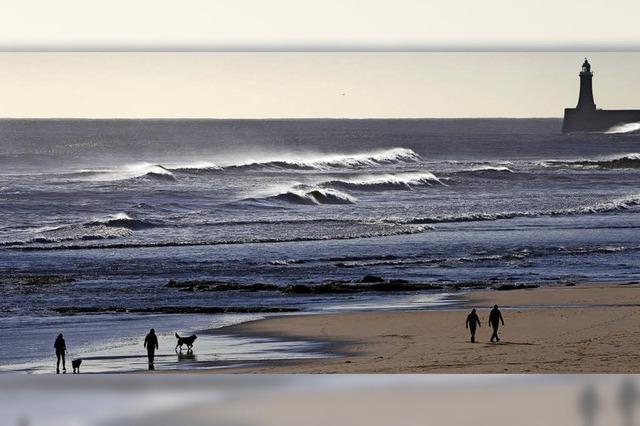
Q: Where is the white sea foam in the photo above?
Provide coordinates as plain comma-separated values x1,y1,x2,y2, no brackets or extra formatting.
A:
319,172,443,191
466,165,513,173
541,153,640,169
605,122,640,134
70,163,176,181
228,147,422,171
395,193,640,225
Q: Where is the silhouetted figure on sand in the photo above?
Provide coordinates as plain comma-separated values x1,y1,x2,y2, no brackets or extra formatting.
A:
488,305,504,342
144,328,159,370
54,333,66,374
465,309,481,343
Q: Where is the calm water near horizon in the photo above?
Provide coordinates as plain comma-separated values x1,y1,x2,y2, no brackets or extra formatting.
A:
1,118,639,371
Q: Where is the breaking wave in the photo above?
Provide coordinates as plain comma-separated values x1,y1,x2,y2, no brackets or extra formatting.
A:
62,148,422,182
225,148,422,171
166,161,223,174
542,153,640,170
68,163,176,181
455,166,514,175
605,122,640,134
391,193,640,225
84,213,160,230
318,172,443,191
255,187,357,205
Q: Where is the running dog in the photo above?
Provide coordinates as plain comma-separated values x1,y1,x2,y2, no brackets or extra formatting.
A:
175,333,197,351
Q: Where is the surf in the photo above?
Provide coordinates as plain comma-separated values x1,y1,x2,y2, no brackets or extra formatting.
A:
246,187,357,206
542,153,640,169
317,172,443,191
605,122,640,134
224,147,422,171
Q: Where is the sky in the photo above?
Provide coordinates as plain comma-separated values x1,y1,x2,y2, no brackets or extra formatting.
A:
1,52,640,118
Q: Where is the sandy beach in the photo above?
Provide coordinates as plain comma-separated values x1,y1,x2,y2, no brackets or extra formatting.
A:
216,283,640,373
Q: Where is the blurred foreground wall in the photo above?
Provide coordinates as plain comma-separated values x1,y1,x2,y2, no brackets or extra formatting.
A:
1,374,638,426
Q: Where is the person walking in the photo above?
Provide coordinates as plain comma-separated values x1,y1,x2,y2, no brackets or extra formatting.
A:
54,333,67,374
144,328,159,370
465,309,481,343
488,305,504,343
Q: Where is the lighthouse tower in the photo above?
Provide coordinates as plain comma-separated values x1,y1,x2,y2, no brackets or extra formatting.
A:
563,58,640,132
576,58,596,111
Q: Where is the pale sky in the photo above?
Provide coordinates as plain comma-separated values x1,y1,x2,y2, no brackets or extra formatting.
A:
1,52,640,118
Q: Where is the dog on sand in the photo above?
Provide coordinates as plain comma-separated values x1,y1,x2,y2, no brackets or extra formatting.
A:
175,333,197,351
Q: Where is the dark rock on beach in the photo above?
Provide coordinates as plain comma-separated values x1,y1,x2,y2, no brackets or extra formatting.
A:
446,281,494,291
494,284,540,291
52,306,300,315
166,280,279,292
165,275,445,296
282,281,443,294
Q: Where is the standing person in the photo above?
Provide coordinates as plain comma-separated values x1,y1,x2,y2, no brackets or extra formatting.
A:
54,333,66,374
144,328,159,370
488,305,505,343
465,309,481,343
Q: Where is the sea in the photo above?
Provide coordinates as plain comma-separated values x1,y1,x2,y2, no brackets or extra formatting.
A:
1,118,639,372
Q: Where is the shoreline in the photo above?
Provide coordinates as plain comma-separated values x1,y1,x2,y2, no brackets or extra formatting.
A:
211,282,640,373
4,281,640,374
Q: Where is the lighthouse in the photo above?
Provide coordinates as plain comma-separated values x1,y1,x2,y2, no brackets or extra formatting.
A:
576,58,596,111
562,59,640,132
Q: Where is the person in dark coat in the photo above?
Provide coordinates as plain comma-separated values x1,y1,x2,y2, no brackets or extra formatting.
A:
144,328,159,370
54,333,67,374
488,305,505,342
465,309,481,343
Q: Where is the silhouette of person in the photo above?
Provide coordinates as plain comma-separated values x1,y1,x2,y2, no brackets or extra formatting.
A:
144,328,158,370
54,333,66,374
488,305,504,342
465,309,481,343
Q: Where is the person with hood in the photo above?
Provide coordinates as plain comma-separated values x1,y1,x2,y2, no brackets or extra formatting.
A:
54,333,66,374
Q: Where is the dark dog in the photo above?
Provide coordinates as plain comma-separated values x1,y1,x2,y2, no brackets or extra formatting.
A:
175,333,197,351
72,359,82,374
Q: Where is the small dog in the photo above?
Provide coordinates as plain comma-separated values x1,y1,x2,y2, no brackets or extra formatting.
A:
72,359,82,374
175,332,197,351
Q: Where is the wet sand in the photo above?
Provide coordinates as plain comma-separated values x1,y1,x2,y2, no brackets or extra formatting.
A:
216,283,640,373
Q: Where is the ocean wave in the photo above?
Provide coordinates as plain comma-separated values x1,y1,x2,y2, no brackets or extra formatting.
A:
390,193,640,225
247,187,357,205
318,172,442,191
8,224,432,251
68,163,176,181
333,244,640,269
454,165,514,175
84,213,160,230
605,122,640,134
0,213,159,247
541,153,640,170
226,148,422,171
60,148,422,183
166,161,223,174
